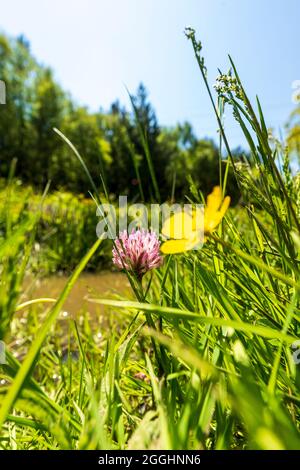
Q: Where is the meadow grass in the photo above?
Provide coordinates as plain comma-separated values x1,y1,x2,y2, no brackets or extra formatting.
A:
0,181,112,273
0,30,300,450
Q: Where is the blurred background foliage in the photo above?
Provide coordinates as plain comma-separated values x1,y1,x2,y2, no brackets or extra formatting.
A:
1,32,300,275
0,33,243,202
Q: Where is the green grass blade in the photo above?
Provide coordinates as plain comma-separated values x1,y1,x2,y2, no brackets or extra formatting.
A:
0,236,103,429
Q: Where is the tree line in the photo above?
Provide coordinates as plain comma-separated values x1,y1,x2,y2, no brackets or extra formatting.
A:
0,33,242,201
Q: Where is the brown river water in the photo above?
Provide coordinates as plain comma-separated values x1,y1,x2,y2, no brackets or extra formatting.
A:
22,271,131,318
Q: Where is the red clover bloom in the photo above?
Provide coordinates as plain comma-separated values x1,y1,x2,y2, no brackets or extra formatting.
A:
112,229,163,280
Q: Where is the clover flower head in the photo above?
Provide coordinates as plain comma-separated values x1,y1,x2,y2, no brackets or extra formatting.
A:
112,229,163,279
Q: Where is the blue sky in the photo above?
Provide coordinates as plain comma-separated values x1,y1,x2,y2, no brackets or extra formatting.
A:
0,0,299,147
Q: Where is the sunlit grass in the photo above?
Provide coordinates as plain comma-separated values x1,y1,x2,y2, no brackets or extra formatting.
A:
0,29,300,450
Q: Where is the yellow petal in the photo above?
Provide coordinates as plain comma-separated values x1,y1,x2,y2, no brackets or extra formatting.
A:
162,210,194,240
206,186,222,212
204,194,230,234
204,213,223,233
160,238,197,254
219,195,231,218
191,206,204,232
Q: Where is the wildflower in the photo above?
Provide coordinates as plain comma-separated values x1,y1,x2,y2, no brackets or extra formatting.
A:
134,372,149,382
214,73,243,101
161,186,230,254
112,229,163,280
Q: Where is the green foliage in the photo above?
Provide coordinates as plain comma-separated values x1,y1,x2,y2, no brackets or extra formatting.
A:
0,182,111,274
161,124,239,201
1,29,300,451
287,99,300,167
0,32,241,201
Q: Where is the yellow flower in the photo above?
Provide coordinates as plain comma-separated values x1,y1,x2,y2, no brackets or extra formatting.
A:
160,186,230,254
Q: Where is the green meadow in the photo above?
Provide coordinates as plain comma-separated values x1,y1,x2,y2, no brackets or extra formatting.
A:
1,27,300,450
